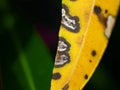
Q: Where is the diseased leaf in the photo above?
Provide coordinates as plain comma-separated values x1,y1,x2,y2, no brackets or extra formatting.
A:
51,0,119,90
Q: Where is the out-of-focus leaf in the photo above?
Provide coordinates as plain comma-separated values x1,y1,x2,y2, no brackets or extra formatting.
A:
0,16,54,90
0,0,8,10
3,14,15,30
0,0,54,90
0,65,2,90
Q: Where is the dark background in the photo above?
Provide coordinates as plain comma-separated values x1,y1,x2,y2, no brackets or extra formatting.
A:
0,0,120,90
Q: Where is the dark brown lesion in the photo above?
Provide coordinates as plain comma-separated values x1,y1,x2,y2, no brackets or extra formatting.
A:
55,37,71,68
91,50,97,57
84,74,88,80
54,52,70,68
94,5,108,27
62,4,80,33
105,9,108,14
94,6,102,15
58,37,71,53
62,83,69,90
52,72,61,80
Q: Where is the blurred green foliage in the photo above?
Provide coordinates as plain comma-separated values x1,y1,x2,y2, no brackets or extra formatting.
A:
0,0,54,90
0,0,120,90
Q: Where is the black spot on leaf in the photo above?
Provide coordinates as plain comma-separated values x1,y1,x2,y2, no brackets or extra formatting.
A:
91,50,96,56
52,72,61,80
94,6,102,15
84,74,88,79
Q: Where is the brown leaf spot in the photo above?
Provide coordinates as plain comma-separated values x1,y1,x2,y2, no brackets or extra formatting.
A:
91,50,96,57
84,74,88,80
62,84,69,90
89,60,92,63
52,72,61,80
94,6,102,15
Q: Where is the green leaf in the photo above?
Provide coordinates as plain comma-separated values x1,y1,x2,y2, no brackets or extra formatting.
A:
0,18,54,90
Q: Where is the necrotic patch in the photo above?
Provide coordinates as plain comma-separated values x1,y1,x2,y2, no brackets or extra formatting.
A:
94,5,115,39
61,4,80,33
52,72,61,80
55,37,71,68
105,15,115,39
55,52,70,68
57,37,71,53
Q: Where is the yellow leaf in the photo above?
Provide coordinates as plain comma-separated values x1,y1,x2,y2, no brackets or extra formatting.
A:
51,0,119,90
